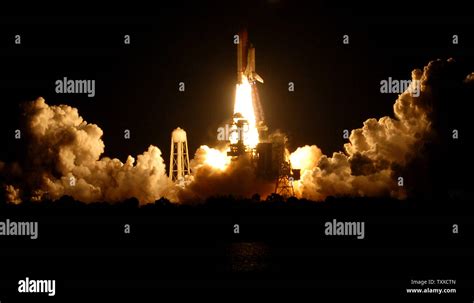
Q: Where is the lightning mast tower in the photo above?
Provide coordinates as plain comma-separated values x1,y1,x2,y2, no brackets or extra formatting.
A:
275,161,295,197
169,127,190,183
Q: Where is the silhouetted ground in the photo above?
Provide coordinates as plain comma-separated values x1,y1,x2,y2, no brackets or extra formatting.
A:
1,193,472,216
1,195,473,301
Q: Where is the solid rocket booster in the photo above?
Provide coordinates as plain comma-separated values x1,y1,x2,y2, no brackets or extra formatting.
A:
237,29,264,84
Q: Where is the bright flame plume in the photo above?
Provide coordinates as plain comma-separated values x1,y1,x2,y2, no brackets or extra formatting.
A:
231,76,259,148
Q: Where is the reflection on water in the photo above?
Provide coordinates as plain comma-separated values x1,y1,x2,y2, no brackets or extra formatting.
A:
227,242,270,272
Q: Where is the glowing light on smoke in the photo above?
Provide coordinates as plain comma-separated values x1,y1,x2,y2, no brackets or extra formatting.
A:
290,145,323,173
202,146,231,171
232,76,259,148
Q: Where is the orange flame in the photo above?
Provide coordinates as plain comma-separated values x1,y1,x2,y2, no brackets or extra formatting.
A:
231,76,259,148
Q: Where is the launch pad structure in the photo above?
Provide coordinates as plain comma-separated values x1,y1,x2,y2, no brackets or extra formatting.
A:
228,29,300,197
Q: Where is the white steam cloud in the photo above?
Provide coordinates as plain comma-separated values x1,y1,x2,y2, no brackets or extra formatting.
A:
2,97,175,204
291,60,442,200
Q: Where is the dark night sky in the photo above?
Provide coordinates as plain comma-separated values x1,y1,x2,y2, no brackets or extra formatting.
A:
1,3,473,168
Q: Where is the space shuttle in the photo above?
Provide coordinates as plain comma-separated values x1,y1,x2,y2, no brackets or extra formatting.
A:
237,29,264,84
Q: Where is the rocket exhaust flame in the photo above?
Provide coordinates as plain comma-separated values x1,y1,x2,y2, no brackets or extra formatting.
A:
201,146,231,171
231,75,260,148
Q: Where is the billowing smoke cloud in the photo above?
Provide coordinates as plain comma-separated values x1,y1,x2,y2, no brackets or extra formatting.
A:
1,97,175,204
290,145,323,171
178,145,274,202
291,59,462,200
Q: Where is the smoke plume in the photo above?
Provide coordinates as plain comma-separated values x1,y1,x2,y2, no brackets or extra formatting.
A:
291,59,459,200
1,97,175,204
178,145,274,202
